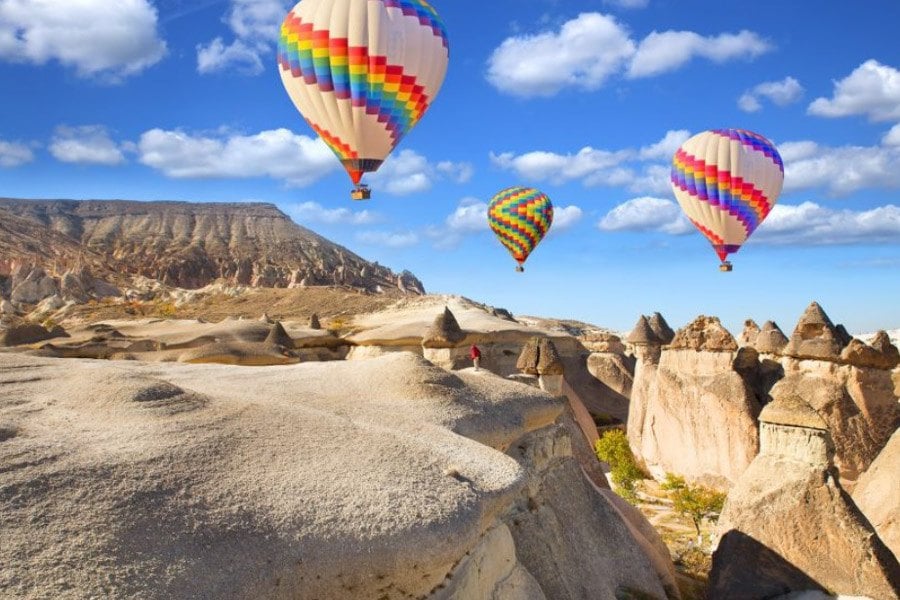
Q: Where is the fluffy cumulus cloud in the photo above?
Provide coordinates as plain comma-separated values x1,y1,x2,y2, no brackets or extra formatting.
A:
289,201,380,226
550,205,584,231
367,150,473,196
196,0,288,75
446,198,489,234
808,60,900,122
0,0,166,79
598,196,691,234
0,138,33,167
491,130,685,192
738,76,804,112
884,124,900,147
486,13,771,97
626,30,771,79
137,127,338,185
754,202,900,245
49,126,127,165
486,13,636,97
782,139,900,196
355,230,419,249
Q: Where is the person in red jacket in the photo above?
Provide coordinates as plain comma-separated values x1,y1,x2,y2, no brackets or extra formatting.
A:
469,343,482,371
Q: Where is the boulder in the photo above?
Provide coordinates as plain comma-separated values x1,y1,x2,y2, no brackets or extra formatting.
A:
755,321,789,355
853,429,900,560
10,266,58,305
709,396,900,599
739,319,761,347
422,306,466,348
841,332,900,370
668,315,738,352
783,302,848,362
647,312,675,345
0,318,55,347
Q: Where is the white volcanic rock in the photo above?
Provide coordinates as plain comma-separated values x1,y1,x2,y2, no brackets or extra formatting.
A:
709,397,900,599
628,317,761,488
853,429,900,560
0,352,675,600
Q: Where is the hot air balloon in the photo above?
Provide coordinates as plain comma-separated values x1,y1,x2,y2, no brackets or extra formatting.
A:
277,0,449,201
671,129,783,271
488,186,554,272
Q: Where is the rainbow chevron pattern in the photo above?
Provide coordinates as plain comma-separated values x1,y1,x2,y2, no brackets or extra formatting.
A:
277,0,449,187
488,187,554,268
670,129,784,263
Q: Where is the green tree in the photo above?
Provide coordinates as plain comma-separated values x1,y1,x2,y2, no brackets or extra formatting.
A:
594,430,644,503
662,472,726,536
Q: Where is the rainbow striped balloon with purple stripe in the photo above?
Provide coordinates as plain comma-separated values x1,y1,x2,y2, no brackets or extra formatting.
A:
671,129,784,266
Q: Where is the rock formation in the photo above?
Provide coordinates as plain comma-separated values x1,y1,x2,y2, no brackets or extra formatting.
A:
0,352,676,599
783,301,849,362
755,321,789,355
739,319,761,347
852,429,900,560
0,198,423,300
628,316,762,488
583,332,634,423
0,317,63,347
265,321,294,348
517,337,565,395
709,395,900,599
647,312,675,345
422,307,466,348
841,331,900,370
308,313,321,330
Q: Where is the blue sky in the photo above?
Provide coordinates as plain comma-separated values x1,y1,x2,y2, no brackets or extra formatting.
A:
1,0,899,335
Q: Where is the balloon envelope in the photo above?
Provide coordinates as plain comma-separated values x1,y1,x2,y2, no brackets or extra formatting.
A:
488,187,554,269
278,0,449,186
671,129,783,263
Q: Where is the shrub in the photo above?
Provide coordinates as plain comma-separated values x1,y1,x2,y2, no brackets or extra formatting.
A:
662,472,726,535
595,429,643,503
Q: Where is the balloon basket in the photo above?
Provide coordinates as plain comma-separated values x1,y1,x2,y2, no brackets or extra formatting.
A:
351,185,371,201
515,265,524,273
719,261,733,272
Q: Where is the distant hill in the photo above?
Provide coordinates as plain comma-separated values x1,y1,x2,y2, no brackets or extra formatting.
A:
0,198,423,295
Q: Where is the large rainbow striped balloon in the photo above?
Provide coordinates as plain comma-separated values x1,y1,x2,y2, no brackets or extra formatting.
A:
488,187,554,272
671,129,784,268
278,0,449,191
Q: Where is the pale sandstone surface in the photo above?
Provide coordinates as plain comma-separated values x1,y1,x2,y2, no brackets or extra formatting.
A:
853,429,900,560
0,352,673,600
709,396,900,600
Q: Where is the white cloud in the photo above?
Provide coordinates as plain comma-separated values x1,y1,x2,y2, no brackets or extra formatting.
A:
367,150,470,195
49,125,126,165
627,30,771,78
447,198,488,233
884,124,900,147
196,0,287,75
355,230,420,249
490,147,631,184
137,127,338,185
0,0,166,79
486,12,635,97
754,202,900,245
808,60,900,122
783,140,900,196
289,201,380,226
436,161,474,184
639,129,691,160
738,76,804,113
551,205,584,231
598,197,691,234
197,38,263,75
0,139,33,167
